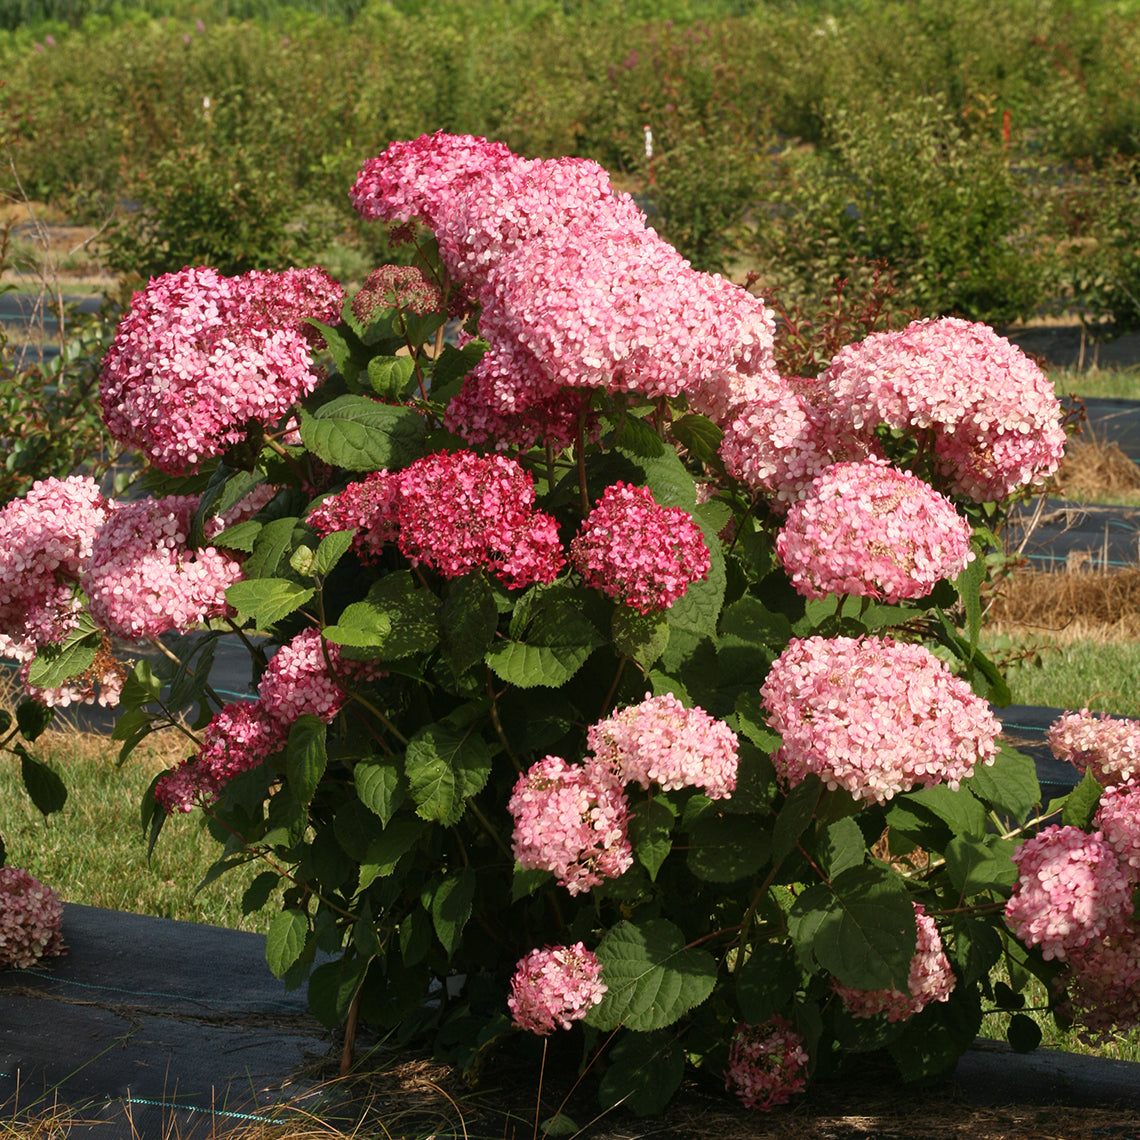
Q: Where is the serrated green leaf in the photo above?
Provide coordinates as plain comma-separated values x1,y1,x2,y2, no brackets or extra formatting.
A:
629,797,676,880
399,908,432,966
612,607,669,669
286,715,327,806
511,865,553,902
1062,768,1103,829
359,817,424,887
538,1114,579,1137
441,573,498,681
772,777,821,867
315,529,355,577
719,596,793,649
120,660,164,709
405,717,493,826
686,811,770,883
355,758,406,826
954,548,987,652
486,598,602,688
888,985,982,1080
367,354,418,401
430,340,487,400
26,617,101,690
670,413,723,468
820,816,865,878
19,748,66,816
965,742,1040,821
299,396,426,471
586,918,717,1032
324,571,439,660
244,516,302,579
905,784,986,839
15,699,53,743
225,578,315,627
613,412,665,457
431,868,477,958
310,319,365,382
210,518,262,553
945,835,1018,898
664,504,724,640
597,1030,685,1116
265,908,310,978
308,955,369,1030
242,871,280,915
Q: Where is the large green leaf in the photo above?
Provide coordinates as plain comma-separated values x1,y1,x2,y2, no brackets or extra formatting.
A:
819,816,865,878
628,797,676,880
354,757,406,826
612,607,670,670
265,908,310,978
586,918,717,1032
225,578,314,627
787,864,915,991
597,1030,685,1116
737,941,799,1024
430,868,477,958
405,716,494,826
243,516,302,579
308,955,369,1030
664,503,725,641
19,748,66,816
323,571,440,661
15,699,53,743
771,777,822,868
486,596,602,689
964,742,1040,821
299,396,425,471
686,812,770,883
441,573,498,681
905,784,986,839
944,834,1018,899
359,817,424,887
25,613,101,690
1062,768,1103,829
286,715,327,806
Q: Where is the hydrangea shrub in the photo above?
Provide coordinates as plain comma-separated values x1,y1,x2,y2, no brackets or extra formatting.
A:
5,131,1135,1115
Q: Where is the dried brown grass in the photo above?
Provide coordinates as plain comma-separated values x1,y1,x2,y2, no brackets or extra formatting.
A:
986,566,1140,642
1054,430,1140,503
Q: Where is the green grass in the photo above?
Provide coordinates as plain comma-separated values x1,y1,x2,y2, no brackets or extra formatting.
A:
1052,365,1140,402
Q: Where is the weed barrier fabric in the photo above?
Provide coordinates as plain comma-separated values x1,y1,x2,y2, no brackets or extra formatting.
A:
0,904,331,1139
1005,497,1140,570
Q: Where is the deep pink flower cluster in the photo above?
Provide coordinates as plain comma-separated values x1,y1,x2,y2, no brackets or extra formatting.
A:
309,452,563,588
507,942,607,1034
760,636,1000,803
258,627,360,724
1005,825,1133,961
776,460,974,603
571,482,710,613
724,1017,809,1111
83,495,243,640
0,867,65,968
508,755,633,896
100,266,342,473
820,317,1066,502
834,903,956,1022
587,693,739,799
1047,710,1140,787
0,476,110,655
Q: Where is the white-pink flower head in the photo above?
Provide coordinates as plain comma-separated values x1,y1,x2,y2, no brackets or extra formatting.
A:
760,635,1000,804
83,495,243,641
776,459,974,603
1005,825,1133,961
507,942,607,1035
0,867,65,968
1048,709,1140,788
508,755,633,896
1094,784,1140,880
834,902,956,1022
588,692,738,799
820,317,1066,502
571,482,709,614
100,266,342,473
725,1017,809,1111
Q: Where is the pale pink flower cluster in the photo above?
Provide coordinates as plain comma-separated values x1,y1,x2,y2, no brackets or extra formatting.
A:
724,1017,809,1111
834,903,956,1022
507,942,607,1034
1005,825,1133,961
0,476,110,655
760,636,1000,803
155,628,381,813
0,867,65,968
587,693,739,799
100,265,343,473
1094,784,1140,877
570,482,710,613
820,317,1065,502
776,459,974,603
309,451,563,587
83,495,243,640
1065,924,1140,1032
1047,710,1140,787
508,755,633,896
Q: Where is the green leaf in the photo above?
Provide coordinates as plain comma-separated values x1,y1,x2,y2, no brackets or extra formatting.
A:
19,748,67,816
441,574,498,681
772,777,822,868
191,464,265,550
737,941,799,1024
225,578,314,627
945,835,1018,898
965,743,1040,821
399,909,432,966
120,660,164,709
664,503,725,641
628,797,676,881
719,596,793,649
315,530,355,578
210,518,262,553
819,816,865,878
904,784,986,839
612,607,669,670
888,985,982,1080
686,811,771,883
597,1030,685,1116
359,817,424,886
26,616,101,690
486,598,602,688
323,571,440,660
310,319,365,382
367,354,418,401
286,715,327,806
670,413,724,468
538,1114,579,1138
613,412,665,457
242,871,279,915
787,864,915,991
430,868,477,959
265,908,310,978
1062,768,1103,830
308,955,369,1029
244,516,302,579
1007,1012,1043,1053
15,699,53,743
511,865,553,902
430,340,486,396
586,918,717,1032
954,548,987,652
405,716,493,826
299,396,426,472
355,758,406,827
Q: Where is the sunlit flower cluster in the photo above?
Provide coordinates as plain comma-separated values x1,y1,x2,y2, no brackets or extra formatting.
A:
0,867,65,969
1047,709,1140,787
571,482,709,613
724,1017,809,1111
1095,784,1140,876
760,635,1000,803
508,755,633,896
588,693,739,799
776,459,974,602
507,942,607,1034
834,903,956,1022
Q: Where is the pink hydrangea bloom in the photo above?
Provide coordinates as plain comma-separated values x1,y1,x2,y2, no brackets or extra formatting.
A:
100,266,341,473
820,317,1066,502
508,755,633,896
259,627,378,727
834,903,956,1022
571,482,709,613
1064,921,1140,1032
1047,709,1140,787
587,693,738,799
719,375,880,512
725,1017,809,1111
507,942,607,1034
760,635,1000,803
776,459,974,603
0,476,110,650
0,867,65,968
1005,825,1133,961
83,496,243,640
307,470,402,562
155,699,287,814
1094,785,1140,879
